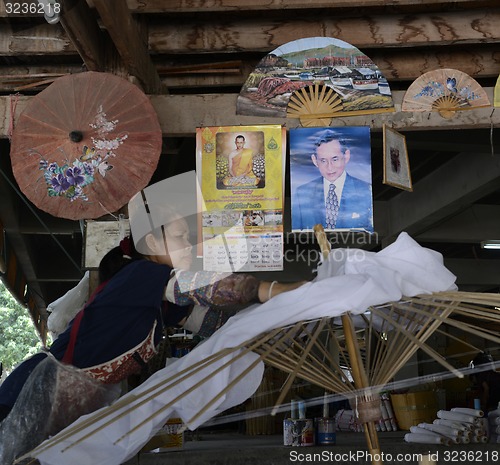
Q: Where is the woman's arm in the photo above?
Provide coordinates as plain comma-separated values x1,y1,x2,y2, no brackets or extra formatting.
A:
166,270,306,307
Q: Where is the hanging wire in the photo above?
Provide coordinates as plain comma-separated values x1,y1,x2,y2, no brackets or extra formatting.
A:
0,167,82,274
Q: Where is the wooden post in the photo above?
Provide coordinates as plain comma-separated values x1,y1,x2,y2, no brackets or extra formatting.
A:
342,314,383,465
314,224,383,465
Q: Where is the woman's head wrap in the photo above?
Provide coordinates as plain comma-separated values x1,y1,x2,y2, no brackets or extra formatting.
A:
127,171,201,255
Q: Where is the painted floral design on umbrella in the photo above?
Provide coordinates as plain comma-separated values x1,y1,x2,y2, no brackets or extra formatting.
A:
38,105,127,202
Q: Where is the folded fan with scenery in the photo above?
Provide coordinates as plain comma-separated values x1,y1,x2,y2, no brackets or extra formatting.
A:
236,37,394,126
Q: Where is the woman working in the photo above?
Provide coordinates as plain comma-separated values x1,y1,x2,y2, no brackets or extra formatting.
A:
0,175,305,429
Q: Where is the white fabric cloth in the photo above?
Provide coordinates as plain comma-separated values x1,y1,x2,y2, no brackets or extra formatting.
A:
47,271,90,338
30,232,457,465
182,304,209,333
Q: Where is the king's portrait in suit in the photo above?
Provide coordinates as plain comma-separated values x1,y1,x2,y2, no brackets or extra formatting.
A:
291,128,373,232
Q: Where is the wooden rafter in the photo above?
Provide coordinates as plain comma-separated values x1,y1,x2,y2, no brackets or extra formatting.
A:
59,0,105,71
92,0,162,93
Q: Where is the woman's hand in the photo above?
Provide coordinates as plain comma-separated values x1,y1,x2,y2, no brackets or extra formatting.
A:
258,280,308,303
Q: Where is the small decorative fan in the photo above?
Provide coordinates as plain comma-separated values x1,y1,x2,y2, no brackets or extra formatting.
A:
286,83,343,127
402,68,490,119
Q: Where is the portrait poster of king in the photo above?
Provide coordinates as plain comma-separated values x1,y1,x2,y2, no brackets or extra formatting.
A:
196,125,286,272
290,126,373,233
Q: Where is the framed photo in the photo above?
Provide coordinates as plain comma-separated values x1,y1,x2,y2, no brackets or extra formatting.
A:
290,126,373,232
383,124,413,191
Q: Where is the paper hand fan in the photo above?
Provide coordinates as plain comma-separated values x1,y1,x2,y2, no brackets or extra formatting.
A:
236,36,394,120
402,68,490,119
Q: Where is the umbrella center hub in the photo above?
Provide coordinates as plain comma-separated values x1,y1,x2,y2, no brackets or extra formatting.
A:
69,130,83,143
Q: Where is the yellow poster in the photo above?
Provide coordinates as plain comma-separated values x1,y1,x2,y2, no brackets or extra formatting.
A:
196,125,285,272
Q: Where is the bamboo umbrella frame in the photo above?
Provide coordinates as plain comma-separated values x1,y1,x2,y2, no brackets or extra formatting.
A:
18,228,500,465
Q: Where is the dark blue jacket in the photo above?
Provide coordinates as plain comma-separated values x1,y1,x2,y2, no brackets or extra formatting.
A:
292,173,373,232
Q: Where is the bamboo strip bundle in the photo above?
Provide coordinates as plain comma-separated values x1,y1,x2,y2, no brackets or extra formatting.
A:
379,400,391,432
376,419,385,432
437,410,482,425
471,435,489,443
451,407,483,417
245,367,276,435
381,394,397,431
433,418,473,432
417,423,461,443
405,432,451,446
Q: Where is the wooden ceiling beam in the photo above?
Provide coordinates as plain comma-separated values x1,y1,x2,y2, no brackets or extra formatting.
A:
1,9,497,59
92,0,162,93
0,48,496,93
2,0,495,17
0,23,75,55
148,8,500,53
124,0,498,13
369,45,500,80
2,87,499,138
0,43,496,93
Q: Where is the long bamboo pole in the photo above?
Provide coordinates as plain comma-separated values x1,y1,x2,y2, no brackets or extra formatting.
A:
313,225,383,465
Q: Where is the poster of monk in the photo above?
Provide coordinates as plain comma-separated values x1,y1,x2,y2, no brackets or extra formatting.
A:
214,131,266,189
196,125,286,272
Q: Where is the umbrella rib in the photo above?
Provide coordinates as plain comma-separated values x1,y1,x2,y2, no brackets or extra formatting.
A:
116,324,304,443
261,322,350,392
183,325,323,428
371,304,436,384
261,348,348,394
267,318,327,415
370,305,458,385
392,299,500,343
325,325,355,385
309,322,354,385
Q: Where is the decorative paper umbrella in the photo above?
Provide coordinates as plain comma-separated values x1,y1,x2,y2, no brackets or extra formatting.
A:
10,71,162,220
402,68,490,119
18,231,500,465
236,37,394,123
